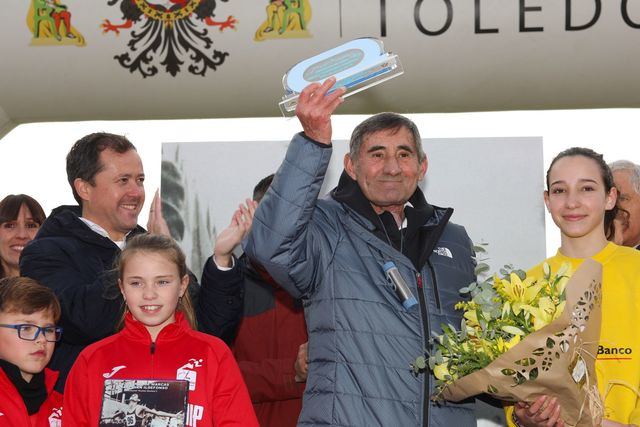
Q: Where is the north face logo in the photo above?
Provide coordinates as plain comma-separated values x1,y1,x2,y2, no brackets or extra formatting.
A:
433,247,453,258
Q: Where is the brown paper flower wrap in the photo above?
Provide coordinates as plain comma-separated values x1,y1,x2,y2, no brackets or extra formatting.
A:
438,259,603,427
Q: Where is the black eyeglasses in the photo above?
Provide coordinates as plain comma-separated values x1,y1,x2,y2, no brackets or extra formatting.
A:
0,323,63,342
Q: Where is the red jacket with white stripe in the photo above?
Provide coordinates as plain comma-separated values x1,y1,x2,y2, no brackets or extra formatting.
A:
0,367,63,427
62,311,258,427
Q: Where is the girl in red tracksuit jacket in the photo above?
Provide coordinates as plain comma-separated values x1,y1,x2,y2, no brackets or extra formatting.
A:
62,233,258,427
0,277,64,427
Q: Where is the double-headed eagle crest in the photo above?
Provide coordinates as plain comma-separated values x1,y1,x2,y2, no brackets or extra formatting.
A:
102,0,236,77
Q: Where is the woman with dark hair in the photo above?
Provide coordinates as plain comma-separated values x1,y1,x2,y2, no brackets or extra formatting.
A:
507,148,640,427
0,195,46,279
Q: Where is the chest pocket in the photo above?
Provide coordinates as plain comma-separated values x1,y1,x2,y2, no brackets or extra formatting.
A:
332,233,400,305
427,238,475,321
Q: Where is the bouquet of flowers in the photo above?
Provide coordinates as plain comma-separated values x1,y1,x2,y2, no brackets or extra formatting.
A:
413,253,603,427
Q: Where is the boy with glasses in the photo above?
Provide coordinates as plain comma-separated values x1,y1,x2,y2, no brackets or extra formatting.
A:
0,277,64,426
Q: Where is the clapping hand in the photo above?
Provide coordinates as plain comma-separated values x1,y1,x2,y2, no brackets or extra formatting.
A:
213,199,257,268
147,189,171,237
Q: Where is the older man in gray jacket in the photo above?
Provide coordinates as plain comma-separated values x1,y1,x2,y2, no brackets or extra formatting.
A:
245,79,477,426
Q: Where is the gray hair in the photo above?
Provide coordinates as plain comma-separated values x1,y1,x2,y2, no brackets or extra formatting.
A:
349,112,425,162
609,160,640,195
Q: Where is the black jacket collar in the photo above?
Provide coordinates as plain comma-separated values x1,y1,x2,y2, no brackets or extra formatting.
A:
0,359,47,415
37,205,146,247
331,170,433,232
331,171,450,270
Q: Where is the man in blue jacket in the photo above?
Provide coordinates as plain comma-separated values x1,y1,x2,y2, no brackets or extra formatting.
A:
20,132,247,391
245,79,477,426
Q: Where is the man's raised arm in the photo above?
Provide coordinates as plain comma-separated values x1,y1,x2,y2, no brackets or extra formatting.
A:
244,79,345,299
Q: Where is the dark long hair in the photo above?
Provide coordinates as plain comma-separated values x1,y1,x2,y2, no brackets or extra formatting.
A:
546,147,618,239
0,194,46,279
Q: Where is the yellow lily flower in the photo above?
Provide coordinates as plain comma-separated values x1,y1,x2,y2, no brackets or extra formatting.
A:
556,272,571,295
478,338,495,358
553,300,566,320
463,310,480,327
429,261,573,397
542,262,551,279
497,273,543,315
523,296,557,331
496,334,521,353
556,262,570,278
434,363,452,381
505,334,521,350
501,301,511,319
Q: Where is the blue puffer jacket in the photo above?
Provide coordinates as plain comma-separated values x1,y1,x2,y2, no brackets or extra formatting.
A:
245,133,477,427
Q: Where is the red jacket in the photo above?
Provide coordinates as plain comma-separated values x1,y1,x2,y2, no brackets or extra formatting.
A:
0,367,63,427
63,312,258,427
232,261,308,427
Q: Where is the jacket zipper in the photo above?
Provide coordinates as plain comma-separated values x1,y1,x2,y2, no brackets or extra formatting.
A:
426,261,442,310
150,341,156,376
416,273,429,427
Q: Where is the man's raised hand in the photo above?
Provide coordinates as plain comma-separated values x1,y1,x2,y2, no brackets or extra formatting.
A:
296,77,346,145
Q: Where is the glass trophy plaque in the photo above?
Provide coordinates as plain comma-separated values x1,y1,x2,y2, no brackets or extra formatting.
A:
279,38,403,116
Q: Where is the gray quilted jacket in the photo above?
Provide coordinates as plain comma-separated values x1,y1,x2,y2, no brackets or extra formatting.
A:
245,133,477,427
